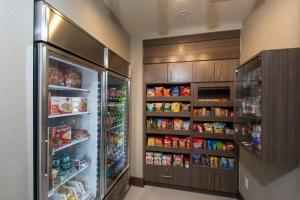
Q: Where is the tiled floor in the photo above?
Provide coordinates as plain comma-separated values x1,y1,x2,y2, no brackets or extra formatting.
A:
124,186,236,200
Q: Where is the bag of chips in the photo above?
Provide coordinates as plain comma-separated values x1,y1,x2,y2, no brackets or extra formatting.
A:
162,118,168,129
171,102,181,112
173,119,183,130
153,153,162,165
157,118,163,129
167,119,174,129
146,103,154,112
145,152,154,165
172,137,179,148
154,103,163,112
183,120,190,130
146,118,153,129
228,158,235,170
213,123,226,134
163,103,171,112
147,137,155,146
163,88,171,96
185,137,191,149
162,154,172,166
155,87,163,96
147,88,155,97
203,123,214,134
171,86,180,96
163,136,172,148
173,154,183,167
180,86,191,96
155,137,163,147
192,154,201,164
178,138,186,148
181,103,190,112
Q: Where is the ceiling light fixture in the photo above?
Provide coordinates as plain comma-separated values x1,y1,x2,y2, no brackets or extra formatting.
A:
180,9,188,17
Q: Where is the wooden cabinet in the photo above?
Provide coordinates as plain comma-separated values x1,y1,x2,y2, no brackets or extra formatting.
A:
168,62,193,82
191,167,212,190
216,169,237,193
192,61,214,82
144,63,168,83
214,59,239,82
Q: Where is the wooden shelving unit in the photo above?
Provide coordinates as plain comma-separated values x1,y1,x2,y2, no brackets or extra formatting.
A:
146,112,191,117
145,129,190,136
193,116,234,122
193,132,234,140
145,146,191,154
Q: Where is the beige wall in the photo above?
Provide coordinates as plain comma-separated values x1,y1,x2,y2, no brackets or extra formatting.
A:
239,0,300,199
46,0,131,61
0,0,33,199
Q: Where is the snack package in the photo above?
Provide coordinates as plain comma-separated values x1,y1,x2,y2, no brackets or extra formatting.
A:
181,104,190,112
151,120,158,129
173,154,184,167
163,136,172,148
162,118,168,129
147,88,155,97
155,87,164,97
163,88,171,96
72,129,89,140
50,97,72,115
170,86,180,96
157,118,163,129
146,103,155,112
195,124,204,133
146,118,153,129
48,65,65,86
51,125,72,148
145,152,154,165
184,156,190,168
163,103,172,112
221,157,229,169
180,86,191,96
178,138,186,148
171,102,181,112
216,141,224,151
213,123,226,134
154,103,163,112
211,140,217,151
64,69,82,88
153,153,162,165
183,120,190,130
67,180,86,198
185,137,191,149
201,107,207,116
173,119,183,130
162,154,172,166
167,119,174,129
155,137,163,147
228,158,235,170
192,154,201,164
72,97,87,113
207,140,212,151
172,137,179,148
203,123,214,134
147,137,155,146
226,142,235,151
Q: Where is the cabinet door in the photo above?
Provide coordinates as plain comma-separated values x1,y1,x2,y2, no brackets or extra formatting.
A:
192,61,214,82
172,167,191,187
191,167,213,190
144,64,168,83
168,62,193,82
214,59,239,82
213,169,237,193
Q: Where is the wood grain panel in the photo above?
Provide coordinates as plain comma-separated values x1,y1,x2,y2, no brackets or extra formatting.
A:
144,63,168,83
168,62,193,82
214,59,239,82
192,61,214,82
108,50,130,77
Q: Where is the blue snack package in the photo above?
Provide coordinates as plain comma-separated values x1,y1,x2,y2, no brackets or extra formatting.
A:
228,158,235,170
171,86,180,96
207,140,212,151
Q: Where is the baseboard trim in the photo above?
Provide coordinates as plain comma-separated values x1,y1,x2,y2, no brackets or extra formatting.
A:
237,192,245,200
145,181,238,198
130,176,144,187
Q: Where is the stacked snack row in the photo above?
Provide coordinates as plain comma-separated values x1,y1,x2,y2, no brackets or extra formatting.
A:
193,138,234,152
192,154,235,170
50,180,88,200
147,136,191,149
147,102,190,113
49,95,87,115
147,86,191,97
193,107,234,117
107,87,127,103
147,118,190,130
146,152,190,168
194,123,234,135
49,64,82,88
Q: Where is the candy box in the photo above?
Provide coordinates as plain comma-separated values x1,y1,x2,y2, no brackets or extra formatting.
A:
50,96,72,115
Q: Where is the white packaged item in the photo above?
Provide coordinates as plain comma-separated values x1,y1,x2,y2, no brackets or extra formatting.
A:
67,180,86,198
72,97,87,113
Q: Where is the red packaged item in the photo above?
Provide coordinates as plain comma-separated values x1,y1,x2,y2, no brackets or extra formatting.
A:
155,137,163,147
180,86,191,96
164,136,172,148
185,156,190,168
48,65,65,86
64,69,82,88
172,137,179,148
196,124,204,133
178,138,186,148
51,125,72,148
185,137,191,149
162,119,168,130
154,87,163,96
163,88,171,96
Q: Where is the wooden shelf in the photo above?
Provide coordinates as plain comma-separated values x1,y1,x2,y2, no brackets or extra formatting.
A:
193,102,234,107
192,149,236,158
193,116,234,122
193,132,234,140
146,129,190,136
146,96,192,102
146,112,191,117
145,146,191,154
235,115,261,123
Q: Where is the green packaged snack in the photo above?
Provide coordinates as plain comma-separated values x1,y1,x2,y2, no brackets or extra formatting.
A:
146,103,154,112
163,102,171,112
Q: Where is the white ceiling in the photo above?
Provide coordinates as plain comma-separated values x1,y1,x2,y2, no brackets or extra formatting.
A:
104,0,256,36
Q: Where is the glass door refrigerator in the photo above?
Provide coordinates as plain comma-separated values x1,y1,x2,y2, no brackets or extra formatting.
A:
35,2,106,200
104,71,130,193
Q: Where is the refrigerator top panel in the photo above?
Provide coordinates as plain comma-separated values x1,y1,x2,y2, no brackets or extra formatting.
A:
34,1,105,67
107,50,131,78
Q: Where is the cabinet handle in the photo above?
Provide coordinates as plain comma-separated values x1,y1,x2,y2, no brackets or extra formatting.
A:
170,71,173,81
216,174,219,185
209,68,212,80
162,175,172,178
217,67,220,79
208,173,211,185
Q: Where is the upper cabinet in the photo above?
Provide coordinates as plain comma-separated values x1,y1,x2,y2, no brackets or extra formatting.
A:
168,62,193,83
192,61,214,82
214,59,239,82
144,63,168,83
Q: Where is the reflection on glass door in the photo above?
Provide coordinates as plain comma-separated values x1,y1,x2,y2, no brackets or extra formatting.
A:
46,55,102,200
105,73,129,190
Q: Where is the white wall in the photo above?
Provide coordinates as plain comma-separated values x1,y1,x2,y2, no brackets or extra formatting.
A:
0,0,33,199
239,0,300,199
46,0,131,61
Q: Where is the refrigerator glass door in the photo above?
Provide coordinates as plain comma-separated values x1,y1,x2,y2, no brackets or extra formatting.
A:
105,72,129,191
38,45,103,200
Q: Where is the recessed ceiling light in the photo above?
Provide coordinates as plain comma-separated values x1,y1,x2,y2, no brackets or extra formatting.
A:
180,9,188,17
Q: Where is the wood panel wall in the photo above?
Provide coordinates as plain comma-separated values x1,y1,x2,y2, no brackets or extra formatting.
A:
143,30,240,64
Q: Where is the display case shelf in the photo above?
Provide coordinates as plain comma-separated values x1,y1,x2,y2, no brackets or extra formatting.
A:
145,146,191,154
193,132,234,140
193,102,234,108
48,112,90,119
146,96,192,102
193,116,234,122
192,149,235,158
48,85,89,92
53,137,89,154
145,129,190,136
146,112,191,117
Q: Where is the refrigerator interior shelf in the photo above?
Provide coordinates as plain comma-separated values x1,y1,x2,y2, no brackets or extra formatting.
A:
49,164,90,198
53,137,89,154
48,112,90,119
49,85,89,92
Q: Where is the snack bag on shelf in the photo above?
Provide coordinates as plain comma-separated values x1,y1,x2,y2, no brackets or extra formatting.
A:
203,123,214,134
173,154,184,167
213,123,226,134
157,118,163,129
193,138,202,149
180,86,191,96
162,118,168,129
147,88,155,97
228,158,235,170
167,119,174,129
163,136,172,148
146,152,154,165
171,102,181,112
201,107,207,116
185,137,191,149
192,154,201,165
48,65,65,86
184,156,190,168
155,87,164,96
162,154,172,166
146,103,155,112
163,88,171,96
211,140,217,150
182,120,190,130
207,140,212,151
181,103,190,112
178,138,186,148
173,119,183,130
154,103,163,112
163,102,172,112
155,137,163,147
221,157,229,169
151,120,158,129
147,137,155,146
64,69,82,88
153,153,162,165
216,141,224,151
170,86,180,96
146,118,153,129
171,137,179,148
